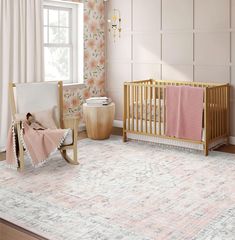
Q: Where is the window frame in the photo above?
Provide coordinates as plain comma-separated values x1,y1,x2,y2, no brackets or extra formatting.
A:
43,0,84,85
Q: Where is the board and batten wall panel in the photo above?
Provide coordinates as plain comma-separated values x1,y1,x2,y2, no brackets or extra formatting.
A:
105,0,235,137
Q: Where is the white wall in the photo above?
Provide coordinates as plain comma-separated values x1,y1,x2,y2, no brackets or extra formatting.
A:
106,0,235,136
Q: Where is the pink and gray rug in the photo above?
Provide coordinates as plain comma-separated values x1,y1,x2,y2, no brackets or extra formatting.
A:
0,136,235,240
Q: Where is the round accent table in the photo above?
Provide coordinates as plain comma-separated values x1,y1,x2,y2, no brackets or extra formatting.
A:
83,102,115,140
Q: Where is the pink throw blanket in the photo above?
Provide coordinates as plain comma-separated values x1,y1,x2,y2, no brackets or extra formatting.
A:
166,86,204,141
6,121,69,168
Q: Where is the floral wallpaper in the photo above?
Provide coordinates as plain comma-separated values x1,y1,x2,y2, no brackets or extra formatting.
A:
63,0,105,120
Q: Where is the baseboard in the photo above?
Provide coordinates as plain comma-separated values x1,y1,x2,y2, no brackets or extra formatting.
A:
0,147,6,152
78,123,86,132
113,120,123,128
229,136,235,145
112,120,235,146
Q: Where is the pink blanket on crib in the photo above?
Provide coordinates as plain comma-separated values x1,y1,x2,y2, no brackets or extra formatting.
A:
166,86,204,141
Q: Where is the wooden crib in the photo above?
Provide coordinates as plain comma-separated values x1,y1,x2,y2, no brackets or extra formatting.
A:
123,80,230,156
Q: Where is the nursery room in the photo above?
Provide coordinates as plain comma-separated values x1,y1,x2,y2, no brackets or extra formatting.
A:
0,0,235,239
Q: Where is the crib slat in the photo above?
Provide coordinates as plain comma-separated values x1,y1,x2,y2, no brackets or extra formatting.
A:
221,88,225,135
154,84,156,135
132,85,134,131
211,89,214,140
163,87,165,135
207,89,210,140
127,85,130,131
158,86,161,135
224,87,226,134
211,89,214,139
221,87,223,135
140,85,143,132
226,85,229,136
216,88,218,138
215,88,218,138
217,88,219,137
218,88,220,137
218,88,222,136
214,88,216,138
136,85,139,132
222,87,225,136
213,89,216,139
149,86,152,134
221,87,224,136
145,86,148,133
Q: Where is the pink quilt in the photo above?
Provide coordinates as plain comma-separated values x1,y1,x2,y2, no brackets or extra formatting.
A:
6,121,69,168
166,86,204,141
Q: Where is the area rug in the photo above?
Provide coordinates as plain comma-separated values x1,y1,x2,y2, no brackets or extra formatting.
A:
0,136,235,240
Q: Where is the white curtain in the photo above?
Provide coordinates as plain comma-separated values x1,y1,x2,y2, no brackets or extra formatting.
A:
0,0,44,151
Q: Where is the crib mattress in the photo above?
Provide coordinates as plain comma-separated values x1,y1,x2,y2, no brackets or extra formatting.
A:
130,99,164,121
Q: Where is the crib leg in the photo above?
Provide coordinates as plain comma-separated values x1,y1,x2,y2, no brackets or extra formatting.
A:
204,143,209,156
123,131,127,142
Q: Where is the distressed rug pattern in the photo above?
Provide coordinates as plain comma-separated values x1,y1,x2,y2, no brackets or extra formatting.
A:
0,136,235,240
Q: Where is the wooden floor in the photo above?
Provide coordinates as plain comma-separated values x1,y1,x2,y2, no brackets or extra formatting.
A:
0,127,234,240
0,219,47,240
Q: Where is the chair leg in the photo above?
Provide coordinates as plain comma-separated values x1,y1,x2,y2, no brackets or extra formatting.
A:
73,145,78,163
61,148,79,165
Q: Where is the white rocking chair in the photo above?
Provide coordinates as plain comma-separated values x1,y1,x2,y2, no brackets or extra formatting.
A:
9,81,79,170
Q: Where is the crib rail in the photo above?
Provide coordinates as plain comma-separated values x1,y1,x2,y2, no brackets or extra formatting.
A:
123,79,230,155
205,85,230,143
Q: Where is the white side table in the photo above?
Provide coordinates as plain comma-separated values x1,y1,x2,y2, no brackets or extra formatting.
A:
83,102,115,140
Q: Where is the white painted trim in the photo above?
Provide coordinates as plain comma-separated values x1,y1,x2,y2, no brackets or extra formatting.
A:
112,119,235,146
78,123,86,132
229,136,235,145
0,147,6,152
43,0,84,84
113,120,123,128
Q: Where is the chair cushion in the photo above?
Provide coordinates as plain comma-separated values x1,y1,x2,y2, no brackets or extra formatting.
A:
63,129,73,146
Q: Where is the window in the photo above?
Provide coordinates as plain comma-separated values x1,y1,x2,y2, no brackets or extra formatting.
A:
43,0,83,84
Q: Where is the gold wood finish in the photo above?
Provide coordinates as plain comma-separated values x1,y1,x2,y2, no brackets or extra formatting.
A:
123,84,127,142
83,103,115,140
154,84,156,135
131,85,134,131
145,85,147,133
158,86,161,135
123,80,230,156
